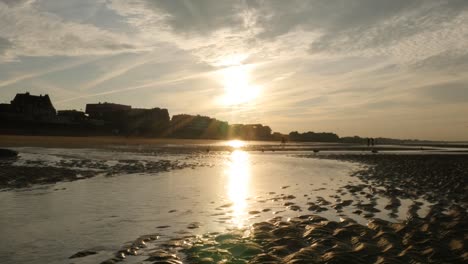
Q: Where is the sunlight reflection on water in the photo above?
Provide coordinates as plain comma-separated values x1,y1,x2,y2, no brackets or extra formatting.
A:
225,150,250,228
226,139,246,148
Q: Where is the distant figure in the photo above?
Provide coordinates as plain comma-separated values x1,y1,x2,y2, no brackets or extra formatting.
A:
371,138,375,147
367,138,371,147
281,137,286,148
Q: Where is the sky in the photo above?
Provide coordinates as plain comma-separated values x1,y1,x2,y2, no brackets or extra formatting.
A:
0,0,467,141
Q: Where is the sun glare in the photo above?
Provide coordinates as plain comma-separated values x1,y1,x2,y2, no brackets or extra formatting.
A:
214,53,249,67
227,139,245,148
218,62,261,106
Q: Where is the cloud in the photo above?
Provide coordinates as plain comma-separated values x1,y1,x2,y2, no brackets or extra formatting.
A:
418,81,468,103
0,0,33,7
411,51,468,73
305,1,468,63
0,36,11,54
142,0,245,34
106,0,265,65
0,56,104,87
79,56,155,91
1,0,467,66
0,0,143,61
105,0,468,68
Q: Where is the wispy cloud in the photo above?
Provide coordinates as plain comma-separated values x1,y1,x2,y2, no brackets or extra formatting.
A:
55,70,213,105
0,56,101,87
0,0,143,60
79,56,156,91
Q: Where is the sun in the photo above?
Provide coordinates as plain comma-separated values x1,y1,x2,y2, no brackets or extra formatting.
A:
218,63,261,106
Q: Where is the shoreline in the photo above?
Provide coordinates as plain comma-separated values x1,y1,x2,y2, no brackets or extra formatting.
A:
1,135,467,151
0,135,227,148
2,143,468,190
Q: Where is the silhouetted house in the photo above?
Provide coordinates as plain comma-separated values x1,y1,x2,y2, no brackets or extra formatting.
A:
0,92,57,121
57,110,86,123
85,102,131,120
122,108,170,136
169,114,229,139
229,124,272,140
84,102,170,136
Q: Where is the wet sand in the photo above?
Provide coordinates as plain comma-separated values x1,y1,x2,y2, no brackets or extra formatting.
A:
1,149,360,264
115,207,466,264
1,135,464,190
76,153,468,264
1,141,467,263
313,154,468,204
0,157,198,189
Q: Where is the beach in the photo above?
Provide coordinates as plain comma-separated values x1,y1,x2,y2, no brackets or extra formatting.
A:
0,137,467,263
2,1,467,263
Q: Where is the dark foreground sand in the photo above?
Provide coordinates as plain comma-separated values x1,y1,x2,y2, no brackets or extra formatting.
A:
75,153,467,264
118,208,465,264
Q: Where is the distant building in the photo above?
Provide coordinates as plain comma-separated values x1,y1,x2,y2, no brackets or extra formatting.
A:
0,103,12,113
229,123,272,140
123,108,170,136
0,92,57,121
171,114,211,131
85,102,131,120
170,114,229,139
84,102,170,136
57,110,86,123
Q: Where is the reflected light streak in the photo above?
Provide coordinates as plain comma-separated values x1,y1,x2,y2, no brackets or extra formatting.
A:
225,150,251,228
